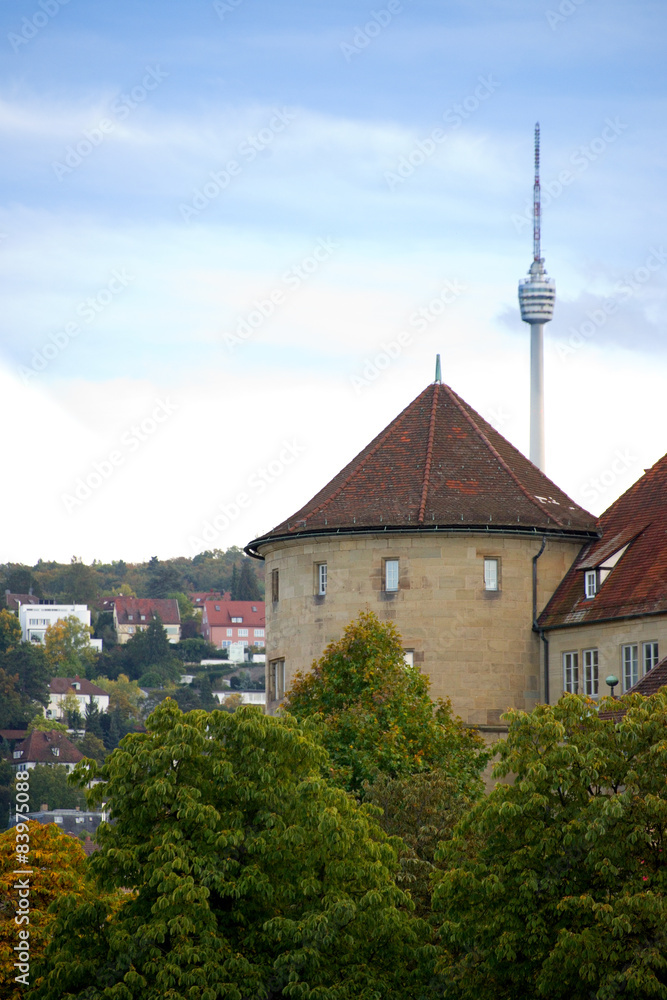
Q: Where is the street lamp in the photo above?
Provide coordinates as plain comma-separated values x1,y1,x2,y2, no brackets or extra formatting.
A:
606,674,619,698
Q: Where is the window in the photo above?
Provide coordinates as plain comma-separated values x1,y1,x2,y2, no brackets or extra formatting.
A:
269,659,285,701
644,642,659,673
215,605,220,611
584,571,597,599
127,614,133,621
232,617,243,623
622,644,639,690
384,559,399,592
13,751,22,759
563,652,579,694
226,629,233,636
271,570,279,603
583,648,599,696
403,650,414,668
237,629,248,637
317,562,327,596
252,606,258,612
126,626,135,634
254,629,264,637
51,747,60,757
484,558,499,591
255,639,265,647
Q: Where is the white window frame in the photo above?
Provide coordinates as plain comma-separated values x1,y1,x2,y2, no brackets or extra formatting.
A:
643,642,659,673
583,648,599,697
254,629,264,637
403,649,414,668
317,562,327,596
563,651,579,694
384,559,399,592
484,558,499,592
622,644,639,691
584,570,597,599
237,629,248,637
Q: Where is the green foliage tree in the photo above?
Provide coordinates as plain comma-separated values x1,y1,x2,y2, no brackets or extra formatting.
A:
0,609,22,653
60,692,84,729
95,674,145,719
34,700,429,999
286,610,489,796
44,617,97,678
27,717,69,735
0,642,50,729
434,692,667,1000
76,732,107,766
84,699,104,740
26,764,87,812
60,557,99,606
236,558,262,600
146,556,182,599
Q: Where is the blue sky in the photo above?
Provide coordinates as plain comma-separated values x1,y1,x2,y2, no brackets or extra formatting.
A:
1,0,666,563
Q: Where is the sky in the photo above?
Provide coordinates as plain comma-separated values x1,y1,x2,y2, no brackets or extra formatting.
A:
1,0,666,565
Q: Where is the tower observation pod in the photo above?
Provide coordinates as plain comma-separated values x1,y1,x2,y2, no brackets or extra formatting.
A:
518,123,555,472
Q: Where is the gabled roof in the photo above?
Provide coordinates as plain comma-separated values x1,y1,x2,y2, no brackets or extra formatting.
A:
539,452,667,628
203,600,265,628
114,597,180,626
190,591,230,606
14,730,84,765
246,382,597,554
626,655,667,697
49,676,109,698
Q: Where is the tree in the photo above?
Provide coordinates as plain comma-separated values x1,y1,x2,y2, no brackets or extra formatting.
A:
25,764,87,812
230,562,239,600
236,558,261,600
84,698,104,741
60,557,99,606
76,732,107,766
34,700,429,999
0,822,95,999
44,617,97,678
60,692,84,729
433,692,667,1000
0,641,50,728
286,610,489,796
95,674,145,719
0,610,21,654
27,716,69,735
145,557,182,599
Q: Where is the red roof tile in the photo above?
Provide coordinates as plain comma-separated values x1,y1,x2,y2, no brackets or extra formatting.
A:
247,382,597,554
202,601,265,628
539,452,667,628
625,655,667,697
114,597,180,626
14,730,84,766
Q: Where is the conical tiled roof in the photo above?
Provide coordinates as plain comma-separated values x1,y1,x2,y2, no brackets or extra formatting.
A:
247,382,597,554
539,450,667,628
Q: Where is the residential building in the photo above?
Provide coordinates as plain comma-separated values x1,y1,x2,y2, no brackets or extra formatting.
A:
189,590,230,612
11,729,84,773
18,603,94,645
246,379,599,725
9,808,107,837
46,676,110,721
538,452,667,701
113,597,181,644
201,600,265,650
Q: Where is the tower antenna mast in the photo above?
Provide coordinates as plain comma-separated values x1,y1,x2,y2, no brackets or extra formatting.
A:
533,123,541,262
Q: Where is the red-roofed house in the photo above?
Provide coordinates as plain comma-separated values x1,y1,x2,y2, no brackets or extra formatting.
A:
11,730,84,773
189,591,230,612
538,452,667,701
113,597,181,644
246,379,599,721
201,600,265,650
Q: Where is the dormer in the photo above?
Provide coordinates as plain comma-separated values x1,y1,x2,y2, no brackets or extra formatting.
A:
128,614,133,621
72,681,81,691
583,544,630,599
51,746,60,757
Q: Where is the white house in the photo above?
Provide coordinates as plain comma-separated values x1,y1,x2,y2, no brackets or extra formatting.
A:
46,676,110,721
18,603,101,650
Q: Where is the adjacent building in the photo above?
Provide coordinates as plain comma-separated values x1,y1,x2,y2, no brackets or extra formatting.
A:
538,451,667,700
11,729,84,773
113,597,181,644
18,603,96,646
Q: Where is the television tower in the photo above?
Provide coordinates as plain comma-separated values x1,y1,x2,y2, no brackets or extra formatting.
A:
518,123,555,471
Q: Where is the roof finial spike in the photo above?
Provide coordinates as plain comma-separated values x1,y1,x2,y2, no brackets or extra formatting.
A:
434,354,442,384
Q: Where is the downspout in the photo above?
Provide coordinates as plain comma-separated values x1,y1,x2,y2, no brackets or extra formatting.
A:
532,536,550,704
